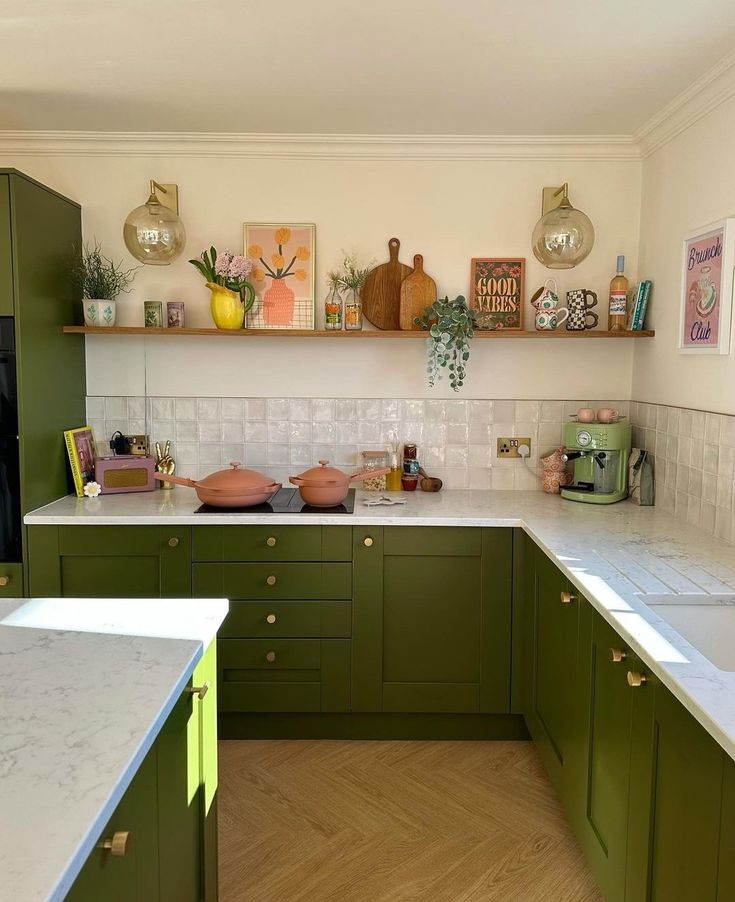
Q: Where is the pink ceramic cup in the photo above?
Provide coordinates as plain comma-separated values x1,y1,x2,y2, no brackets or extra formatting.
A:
597,408,619,424
577,408,596,423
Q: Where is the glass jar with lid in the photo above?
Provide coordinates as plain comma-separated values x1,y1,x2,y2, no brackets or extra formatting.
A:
360,450,388,492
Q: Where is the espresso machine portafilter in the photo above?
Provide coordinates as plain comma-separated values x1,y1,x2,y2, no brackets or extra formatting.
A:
560,422,632,504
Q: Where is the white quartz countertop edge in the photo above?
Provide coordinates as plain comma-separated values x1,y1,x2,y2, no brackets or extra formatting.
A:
23,490,735,763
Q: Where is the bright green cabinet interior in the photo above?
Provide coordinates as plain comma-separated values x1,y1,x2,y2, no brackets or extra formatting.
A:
67,642,218,902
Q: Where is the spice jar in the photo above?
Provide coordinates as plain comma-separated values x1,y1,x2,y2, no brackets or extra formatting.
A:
403,443,418,460
401,474,418,491
360,450,388,492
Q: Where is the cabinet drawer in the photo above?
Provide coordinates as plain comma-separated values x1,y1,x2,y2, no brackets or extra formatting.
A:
192,525,352,562
219,638,321,670
0,562,23,597
219,600,351,638
384,526,482,556
193,562,351,600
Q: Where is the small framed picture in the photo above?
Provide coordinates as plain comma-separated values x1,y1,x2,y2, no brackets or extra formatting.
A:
243,223,316,330
469,258,525,330
679,219,735,355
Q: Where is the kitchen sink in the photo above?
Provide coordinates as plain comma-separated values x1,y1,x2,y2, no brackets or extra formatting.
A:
645,595,735,672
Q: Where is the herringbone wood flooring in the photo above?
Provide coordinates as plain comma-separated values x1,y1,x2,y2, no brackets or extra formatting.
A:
218,740,602,901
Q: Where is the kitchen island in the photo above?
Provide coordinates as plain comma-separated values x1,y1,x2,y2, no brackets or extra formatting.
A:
0,596,227,902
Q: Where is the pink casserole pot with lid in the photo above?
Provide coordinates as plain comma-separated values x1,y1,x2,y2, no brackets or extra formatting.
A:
289,460,391,508
154,461,280,508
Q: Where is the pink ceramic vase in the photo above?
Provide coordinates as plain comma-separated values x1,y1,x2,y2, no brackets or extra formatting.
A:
263,278,295,326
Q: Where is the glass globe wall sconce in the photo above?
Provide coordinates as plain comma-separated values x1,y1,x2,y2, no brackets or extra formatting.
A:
531,182,595,270
123,180,186,265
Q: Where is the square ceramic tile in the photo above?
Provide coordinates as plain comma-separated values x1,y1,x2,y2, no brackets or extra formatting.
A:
424,400,446,423
289,398,312,421
335,399,356,421
199,444,221,465
677,436,692,465
469,422,492,444
313,422,335,443
688,467,703,498
222,421,244,443
198,421,220,443
469,444,492,467
676,466,690,493
676,409,691,437
716,476,733,510
334,445,357,466
151,398,174,420
266,398,289,421
336,422,357,444
86,397,105,419
313,399,336,422
721,415,735,448
105,397,128,419
666,407,680,435
403,400,424,420
381,399,402,421
175,398,197,420
356,399,380,421
268,421,289,443
686,495,702,527
380,423,402,444
445,445,468,467
423,446,445,468
176,442,198,464
469,468,492,489
245,443,267,466
538,422,562,448
88,419,105,441
718,445,735,479
151,420,175,442
312,444,336,463
267,444,289,465
246,399,266,420
492,469,514,489
197,398,221,421
445,401,468,423
715,506,733,542
221,444,245,464
290,444,312,465
690,441,704,470
666,435,679,461
702,472,717,505
176,420,197,442
655,406,668,432
356,421,380,443
441,468,469,489
402,422,424,444
705,412,721,444
701,502,716,533
128,419,146,435
539,400,563,422
691,409,706,436
423,423,446,445
446,423,469,444
516,400,539,423
127,397,146,420
289,421,312,442
221,399,244,420
703,442,718,474
469,400,492,422
245,421,267,442
515,467,539,491
494,400,516,421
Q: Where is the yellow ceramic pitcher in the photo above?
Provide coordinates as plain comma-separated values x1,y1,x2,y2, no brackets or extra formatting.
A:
207,282,252,330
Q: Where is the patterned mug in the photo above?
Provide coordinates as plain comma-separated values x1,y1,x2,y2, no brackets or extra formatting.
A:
566,289,599,330
535,308,569,331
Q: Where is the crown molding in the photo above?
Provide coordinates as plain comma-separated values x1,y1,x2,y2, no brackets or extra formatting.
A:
635,50,735,159
0,130,640,162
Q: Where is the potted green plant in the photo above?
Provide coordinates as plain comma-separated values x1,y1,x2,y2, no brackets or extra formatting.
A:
73,242,137,327
416,295,477,391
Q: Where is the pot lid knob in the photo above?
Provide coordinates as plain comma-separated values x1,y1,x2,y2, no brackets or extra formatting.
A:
229,461,242,469
318,460,329,467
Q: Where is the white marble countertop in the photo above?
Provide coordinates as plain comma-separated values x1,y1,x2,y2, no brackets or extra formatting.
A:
0,596,228,902
24,489,735,766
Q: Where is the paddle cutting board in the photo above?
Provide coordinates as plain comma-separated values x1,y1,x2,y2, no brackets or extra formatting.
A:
399,254,437,330
362,238,413,330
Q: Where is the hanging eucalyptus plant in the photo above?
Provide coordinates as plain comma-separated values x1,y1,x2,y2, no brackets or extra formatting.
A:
416,295,477,391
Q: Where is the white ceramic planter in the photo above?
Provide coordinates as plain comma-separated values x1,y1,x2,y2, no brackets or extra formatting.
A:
83,299,117,327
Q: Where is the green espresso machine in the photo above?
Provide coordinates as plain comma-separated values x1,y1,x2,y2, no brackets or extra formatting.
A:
561,422,632,504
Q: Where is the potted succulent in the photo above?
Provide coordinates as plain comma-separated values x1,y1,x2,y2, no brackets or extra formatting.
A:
73,242,136,327
189,247,256,330
416,295,477,391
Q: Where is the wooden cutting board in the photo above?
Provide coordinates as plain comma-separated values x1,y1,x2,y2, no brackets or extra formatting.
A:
362,238,413,330
399,254,437,330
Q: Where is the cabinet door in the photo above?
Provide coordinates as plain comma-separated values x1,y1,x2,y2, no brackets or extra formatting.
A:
27,525,191,597
574,609,634,900
352,526,512,714
627,673,724,902
0,175,12,314
526,548,580,797
65,746,159,902
718,756,735,900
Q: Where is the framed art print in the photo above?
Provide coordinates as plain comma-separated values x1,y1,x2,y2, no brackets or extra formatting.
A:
469,258,525,330
679,219,735,355
244,223,315,330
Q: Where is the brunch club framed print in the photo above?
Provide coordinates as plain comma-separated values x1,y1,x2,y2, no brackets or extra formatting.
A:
679,219,735,355
469,258,525,331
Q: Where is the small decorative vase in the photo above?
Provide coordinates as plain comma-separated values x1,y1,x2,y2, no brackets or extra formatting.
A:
83,299,116,327
207,282,244,330
263,278,295,327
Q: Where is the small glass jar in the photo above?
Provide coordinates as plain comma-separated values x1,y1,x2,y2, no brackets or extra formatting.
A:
344,289,363,331
361,450,387,492
401,474,418,492
324,285,343,330
403,443,418,460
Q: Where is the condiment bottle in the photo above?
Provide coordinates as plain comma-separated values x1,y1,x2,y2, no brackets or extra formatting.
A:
386,451,402,491
344,289,363,331
608,255,629,331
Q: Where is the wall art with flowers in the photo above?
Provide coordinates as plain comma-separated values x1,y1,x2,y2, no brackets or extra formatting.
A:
469,257,525,331
243,223,316,330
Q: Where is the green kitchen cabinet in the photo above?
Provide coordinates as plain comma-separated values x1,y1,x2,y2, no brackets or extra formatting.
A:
718,756,735,901
27,525,192,598
0,175,13,315
524,545,581,801
352,525,512,714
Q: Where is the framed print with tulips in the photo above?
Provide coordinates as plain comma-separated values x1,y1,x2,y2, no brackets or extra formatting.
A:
243,223,316,330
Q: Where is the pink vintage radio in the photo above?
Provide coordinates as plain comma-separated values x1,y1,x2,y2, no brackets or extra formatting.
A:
94,455,156,493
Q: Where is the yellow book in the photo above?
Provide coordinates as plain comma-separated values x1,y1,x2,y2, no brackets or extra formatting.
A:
64,427,96,497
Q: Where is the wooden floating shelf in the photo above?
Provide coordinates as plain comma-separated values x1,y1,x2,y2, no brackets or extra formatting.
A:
63,326,654,339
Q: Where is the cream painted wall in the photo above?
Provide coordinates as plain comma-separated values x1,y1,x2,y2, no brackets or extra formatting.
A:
633,93,735,414
0,151,640,399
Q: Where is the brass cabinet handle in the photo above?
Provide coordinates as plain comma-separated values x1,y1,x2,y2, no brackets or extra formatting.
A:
627,671,647,688
266,651,276,663
186,681,210,700
610,648,627,663
168,537,179,548
0,575,10,587
99,831,130,857
560,591,576,604
266,536,277,547
363,537,374,547
266,614,277,624
266,575,277,586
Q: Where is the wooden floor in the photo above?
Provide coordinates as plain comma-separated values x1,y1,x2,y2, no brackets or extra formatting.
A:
218,740,602,902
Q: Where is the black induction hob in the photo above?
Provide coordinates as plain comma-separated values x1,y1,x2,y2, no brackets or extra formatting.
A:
195,487,355,514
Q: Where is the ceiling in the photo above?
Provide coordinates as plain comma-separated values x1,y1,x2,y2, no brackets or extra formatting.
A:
1,0,734,135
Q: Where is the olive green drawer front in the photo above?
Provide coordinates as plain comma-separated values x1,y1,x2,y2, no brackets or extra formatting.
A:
383,526,482,557
193,562,351,600
0,562,23,597
192,525,352,562
219,638,350,713
219,600,351,639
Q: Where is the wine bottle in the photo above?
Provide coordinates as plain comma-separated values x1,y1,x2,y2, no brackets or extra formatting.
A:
608,255,628,331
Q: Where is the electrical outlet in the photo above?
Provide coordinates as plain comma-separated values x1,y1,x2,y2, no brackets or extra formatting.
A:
496,437,532,459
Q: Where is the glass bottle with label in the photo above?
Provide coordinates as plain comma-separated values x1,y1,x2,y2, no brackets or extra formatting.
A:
344,289,363,331
608,255,629,331
324,285,343,330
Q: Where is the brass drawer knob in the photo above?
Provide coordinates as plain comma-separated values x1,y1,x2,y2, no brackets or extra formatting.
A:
99,830,130,857
186,681,210,700
266,536,277,547
363,536,374,547
266,651,276,663
266,575,277,586
610,648,627,663
560,591,576,604
266,614,277,624
0,575,10,587
168,537,179,548
627,671,647,688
